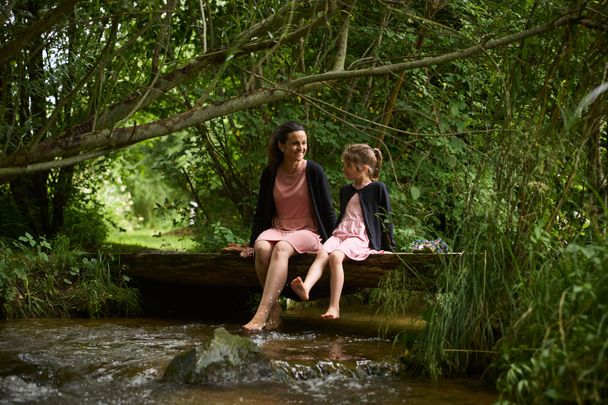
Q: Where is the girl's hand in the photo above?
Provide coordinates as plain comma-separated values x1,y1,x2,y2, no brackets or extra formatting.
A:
240,247,254,258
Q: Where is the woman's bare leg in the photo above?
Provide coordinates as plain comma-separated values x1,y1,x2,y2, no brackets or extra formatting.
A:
253,240,273,286
321,251,346,320
249,241,282,329
264,301,282,331
290,249,329,301
243,241,296,331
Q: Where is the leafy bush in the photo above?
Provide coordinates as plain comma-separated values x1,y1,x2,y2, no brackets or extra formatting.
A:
0,233,141,319
193,221,247,252
495,242,608,404
61,205,109,249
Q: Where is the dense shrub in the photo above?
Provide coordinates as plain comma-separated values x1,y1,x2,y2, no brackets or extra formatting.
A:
0,234,141,319
495,242,608,403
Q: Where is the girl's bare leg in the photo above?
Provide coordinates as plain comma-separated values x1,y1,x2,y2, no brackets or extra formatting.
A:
321,251,345,320
243,241,296,331
290,249,329,301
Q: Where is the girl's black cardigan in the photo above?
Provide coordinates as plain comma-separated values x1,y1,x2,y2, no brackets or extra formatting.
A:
249,160,337,246
337,182,395,251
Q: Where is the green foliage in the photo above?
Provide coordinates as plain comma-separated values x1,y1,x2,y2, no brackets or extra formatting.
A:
495,242,608,404
193,221,248,253
417,230,516,379
69,253,142,318
0,234,141,319
119,138,194,229
61,202,109,249
366,4,607,401
370,265,422,325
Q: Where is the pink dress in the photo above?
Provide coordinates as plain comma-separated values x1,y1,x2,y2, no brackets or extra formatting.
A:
323,186,383,261
256,161,322,253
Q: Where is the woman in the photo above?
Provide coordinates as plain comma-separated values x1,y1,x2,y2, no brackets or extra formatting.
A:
241,121,336,331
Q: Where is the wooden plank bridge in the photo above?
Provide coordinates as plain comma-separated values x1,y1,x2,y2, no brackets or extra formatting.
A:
117,251,463,300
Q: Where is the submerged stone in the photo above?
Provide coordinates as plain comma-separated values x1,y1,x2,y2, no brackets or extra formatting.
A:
161,347,197,383
162,327,275,384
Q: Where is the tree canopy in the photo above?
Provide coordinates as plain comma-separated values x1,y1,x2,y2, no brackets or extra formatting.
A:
1,0,605,177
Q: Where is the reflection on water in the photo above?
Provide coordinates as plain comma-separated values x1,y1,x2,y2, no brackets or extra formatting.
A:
0,314,496,404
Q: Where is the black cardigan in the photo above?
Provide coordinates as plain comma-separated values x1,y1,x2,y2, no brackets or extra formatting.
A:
249,160,337,246
337,181,395,251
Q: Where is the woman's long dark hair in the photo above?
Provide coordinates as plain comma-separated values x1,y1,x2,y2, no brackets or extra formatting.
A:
266,121,306,170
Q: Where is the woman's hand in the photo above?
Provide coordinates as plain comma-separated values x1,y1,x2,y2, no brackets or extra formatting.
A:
240,247,254,258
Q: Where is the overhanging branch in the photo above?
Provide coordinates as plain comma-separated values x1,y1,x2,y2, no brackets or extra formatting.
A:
0,12,585,180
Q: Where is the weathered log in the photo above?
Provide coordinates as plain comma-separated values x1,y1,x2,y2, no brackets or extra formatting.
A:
117,251,462,299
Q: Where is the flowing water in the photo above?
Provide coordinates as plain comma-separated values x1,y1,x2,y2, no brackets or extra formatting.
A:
0,308,497,404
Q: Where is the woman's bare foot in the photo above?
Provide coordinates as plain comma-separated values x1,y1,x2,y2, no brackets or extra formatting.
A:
265,303,282,331
242,318,265,332
321,307,340,320
242,307,270,331
290,277,309,301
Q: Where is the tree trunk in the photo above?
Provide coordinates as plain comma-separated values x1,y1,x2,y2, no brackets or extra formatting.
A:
10,172,50,235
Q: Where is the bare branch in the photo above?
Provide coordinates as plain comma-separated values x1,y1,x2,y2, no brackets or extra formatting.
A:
332,0,353,71
284,12,583,87
0,0,81,67
198,0,207,53
151,0,176,75
66,0,338,137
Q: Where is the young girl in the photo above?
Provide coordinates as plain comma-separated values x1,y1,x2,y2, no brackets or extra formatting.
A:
290,144,395,319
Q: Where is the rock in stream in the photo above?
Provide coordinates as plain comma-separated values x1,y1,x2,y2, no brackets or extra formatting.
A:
161,327,275,384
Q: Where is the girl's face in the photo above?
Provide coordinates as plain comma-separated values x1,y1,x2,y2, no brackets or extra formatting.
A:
279,130,307,164
342,160,369,182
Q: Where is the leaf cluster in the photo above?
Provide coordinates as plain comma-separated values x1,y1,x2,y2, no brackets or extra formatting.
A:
0,234,141,319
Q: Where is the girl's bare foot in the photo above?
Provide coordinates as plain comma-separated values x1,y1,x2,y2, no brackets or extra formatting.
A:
265,303,282,331
321,307,340,320
290,277,309,301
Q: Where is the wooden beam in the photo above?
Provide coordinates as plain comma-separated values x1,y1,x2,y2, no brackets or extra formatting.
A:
117,252,462,298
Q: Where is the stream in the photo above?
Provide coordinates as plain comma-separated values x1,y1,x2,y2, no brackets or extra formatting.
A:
0,307,497,404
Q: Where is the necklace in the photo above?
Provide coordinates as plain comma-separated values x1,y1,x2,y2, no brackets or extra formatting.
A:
281,168,299,185
280,161,304,185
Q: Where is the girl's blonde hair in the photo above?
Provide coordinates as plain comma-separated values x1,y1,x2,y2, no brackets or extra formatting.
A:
342,143,383,180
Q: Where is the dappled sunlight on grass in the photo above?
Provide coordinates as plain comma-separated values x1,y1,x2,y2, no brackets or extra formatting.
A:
106,228,195,252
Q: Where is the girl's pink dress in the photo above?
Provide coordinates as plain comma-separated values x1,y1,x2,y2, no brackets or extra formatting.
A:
256,161,322,253
323,186,383,261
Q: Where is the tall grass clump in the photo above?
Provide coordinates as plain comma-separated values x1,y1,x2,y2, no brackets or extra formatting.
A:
378,70,607,403
393,171,607,404
495,239,608,403
402,214,520,379
0,233,141,319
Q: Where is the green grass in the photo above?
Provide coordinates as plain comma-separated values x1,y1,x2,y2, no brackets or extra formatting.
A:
106,228,195,252
0,234,142,319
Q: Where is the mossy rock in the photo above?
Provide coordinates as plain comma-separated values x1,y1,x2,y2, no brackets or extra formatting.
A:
162,327,275,384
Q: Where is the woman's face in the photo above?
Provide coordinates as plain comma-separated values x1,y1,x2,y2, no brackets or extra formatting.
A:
279,130,307,164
